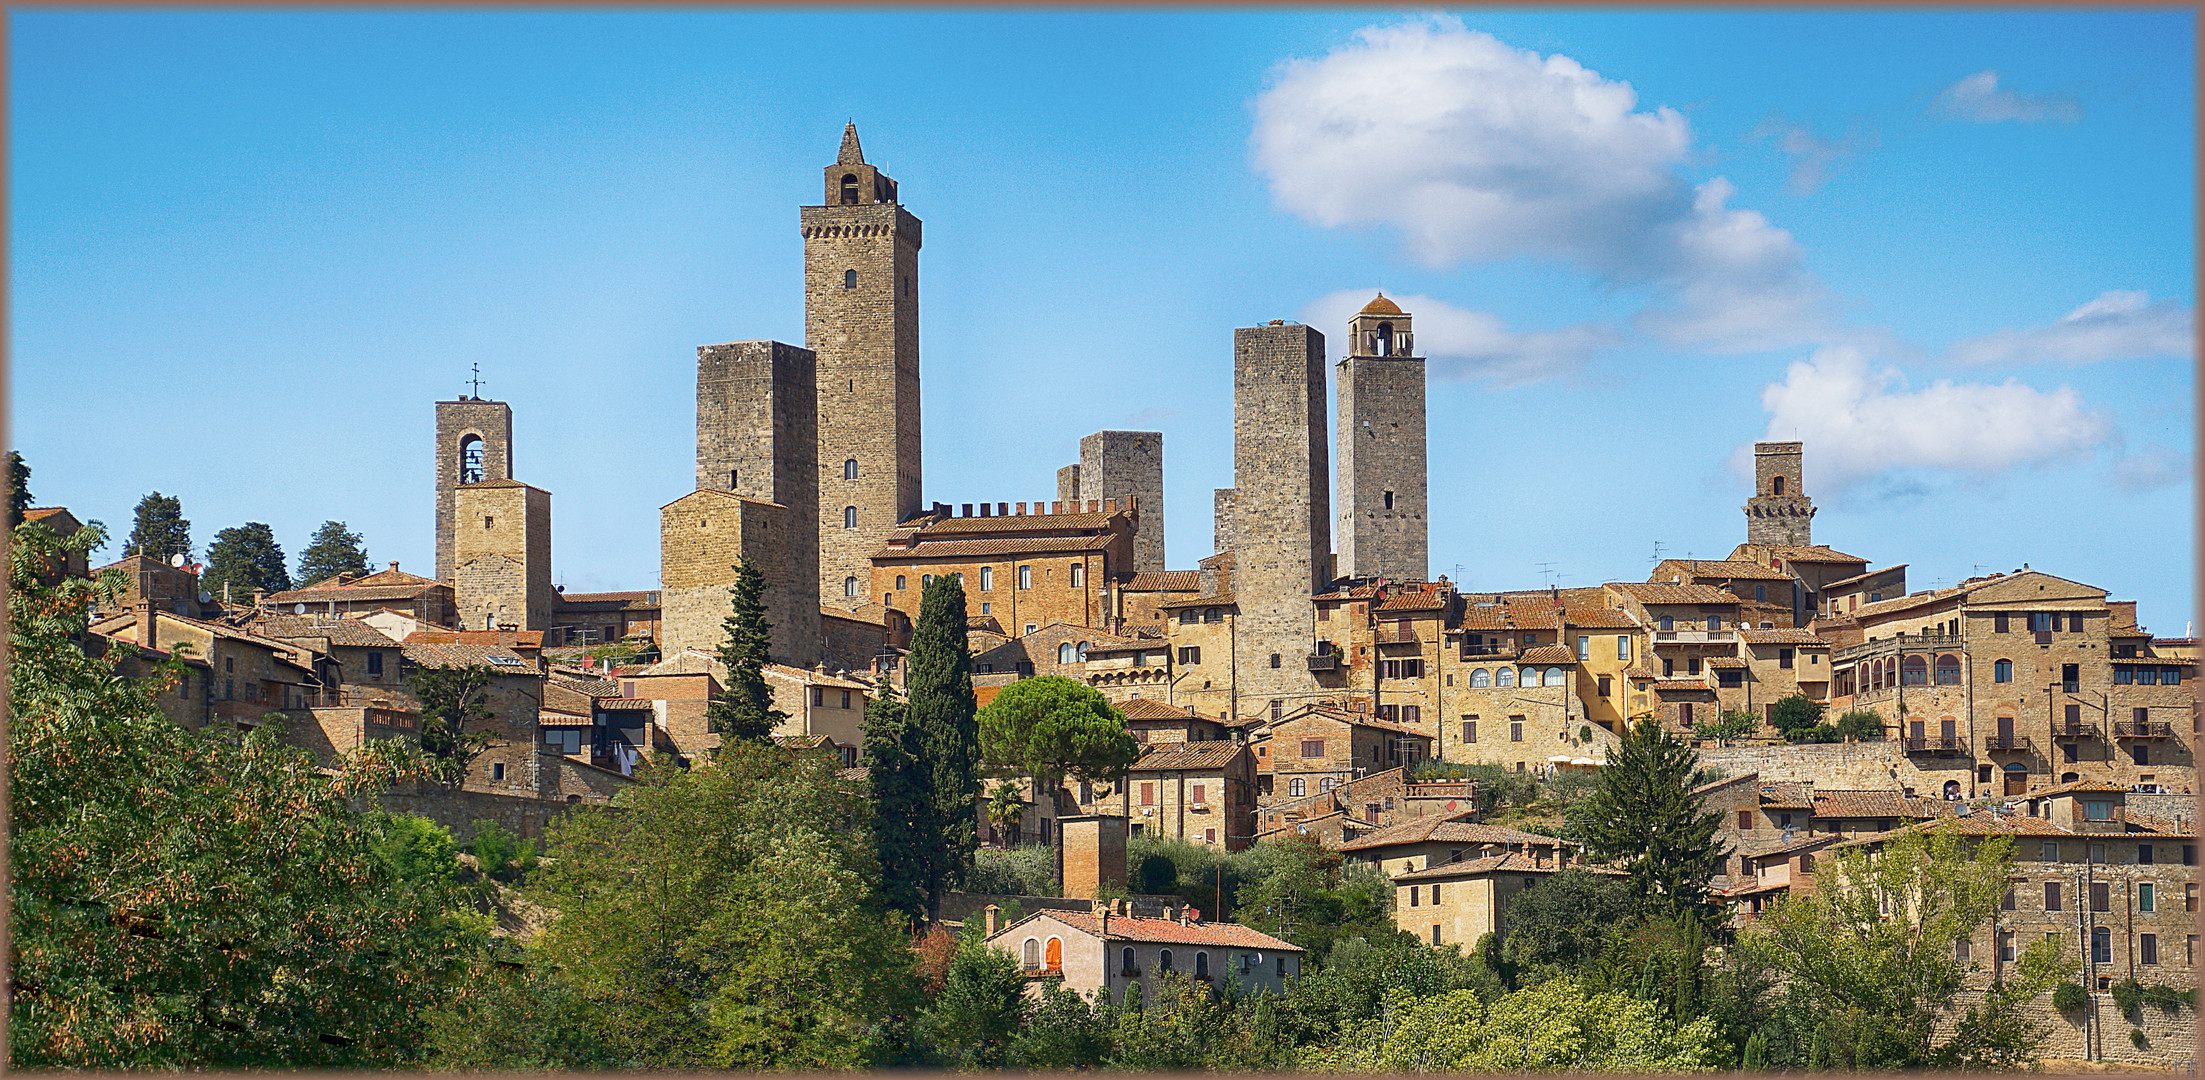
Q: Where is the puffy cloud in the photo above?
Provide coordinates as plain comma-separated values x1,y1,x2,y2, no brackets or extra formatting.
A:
1948,291,2194,365
1758,345,2113,489
1931,70,2080,123
2109,446,2188,492
1252,18,1832,353
1299,288,1615,387
1750,116,1877,195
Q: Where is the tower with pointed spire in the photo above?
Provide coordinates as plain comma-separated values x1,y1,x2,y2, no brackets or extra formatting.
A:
1335,293,1428,581
802,123,923,610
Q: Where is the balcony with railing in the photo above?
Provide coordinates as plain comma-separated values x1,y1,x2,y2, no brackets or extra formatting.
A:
1982,734,2033,753
1905,735,1963,754
2052,720,2101,740
1833,630,1967,665
1653,628,1734,644
1306,653,1337,672
2115,721,2175,739
1374,625,1422,646
1461,643,1521,660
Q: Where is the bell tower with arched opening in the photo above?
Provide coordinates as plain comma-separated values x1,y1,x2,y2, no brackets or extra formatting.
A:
1335,293,1428,581
802,123,922,610
435,395,512,581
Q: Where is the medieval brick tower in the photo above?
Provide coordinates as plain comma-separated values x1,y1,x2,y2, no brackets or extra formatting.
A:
803,124,922,610
1230,321,1331,714
1335,294,1428,581
1744,440,1815,546
451,479,552,631
434,397,512,582
1074,430,1165,573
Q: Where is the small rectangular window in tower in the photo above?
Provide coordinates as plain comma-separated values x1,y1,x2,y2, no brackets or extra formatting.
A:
484,517,494,529
1070,563,1084,587
843,269,857,289
1383,490,1394,510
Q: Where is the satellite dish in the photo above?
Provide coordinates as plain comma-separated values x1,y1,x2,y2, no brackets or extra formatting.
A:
294,603,308,615
199,592,213,604
169,554,187,568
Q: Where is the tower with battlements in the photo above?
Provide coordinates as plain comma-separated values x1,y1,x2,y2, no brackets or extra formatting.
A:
1744,441,1816,546
804,124,923,611
1335,294,1427,581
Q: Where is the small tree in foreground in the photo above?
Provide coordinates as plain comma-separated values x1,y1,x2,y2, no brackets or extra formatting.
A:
407,664,497,769
1576,714,1728,923
706,557,785,743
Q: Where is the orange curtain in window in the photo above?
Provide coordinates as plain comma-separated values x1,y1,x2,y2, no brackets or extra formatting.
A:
1045,938,1062,969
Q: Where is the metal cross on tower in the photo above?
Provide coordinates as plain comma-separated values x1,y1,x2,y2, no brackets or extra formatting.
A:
467,363,485,399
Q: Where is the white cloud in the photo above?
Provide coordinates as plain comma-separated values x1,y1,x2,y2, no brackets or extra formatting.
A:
1251,18,1831,353
1758,345,2113,489
1300,289,1615,387
1750,116,1876,195
1931,70,2080,123
1948,291,2195,365
2110,446,2188,492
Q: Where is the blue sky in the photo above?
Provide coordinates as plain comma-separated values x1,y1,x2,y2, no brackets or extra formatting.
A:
12,9,2195,630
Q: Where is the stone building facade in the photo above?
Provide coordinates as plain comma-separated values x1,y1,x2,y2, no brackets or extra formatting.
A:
1743,440,1816,547
1078,741,1258,850
805,124,923,611
1229,321,1331,715
451,479,552,632
658,489,820,664
1074,430,1165,574
1334,294,1427,581
870,502,1135,636
434,397,513,582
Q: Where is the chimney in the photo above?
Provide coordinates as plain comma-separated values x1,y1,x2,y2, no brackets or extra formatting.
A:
252,588,267,608
138,600,157,648
388,561,399,573
984,903,1000,938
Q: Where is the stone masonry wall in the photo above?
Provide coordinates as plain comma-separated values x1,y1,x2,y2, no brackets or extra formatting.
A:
694,339,820,616
1057,464,1081,506
1213,488,1236,557
803,192,922,613
1697,738,1972,792
1744,441,1815,547
660,490,819,664
1079,430,1165,574
1231,323,1330,714
1335,353,1428,581
434,399,512,582
451,481,552,631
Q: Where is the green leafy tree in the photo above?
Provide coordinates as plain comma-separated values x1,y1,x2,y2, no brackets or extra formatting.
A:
1302,977,1726,1073
376,812,463,885
864,689,933,926
1835,708,1885,741
295,520,371,585
1496,866,1639,986
1006,981,1113,1069
978,674,1141,883
1745,827,2075,1069
911,932,1031,1067
705,557,785,743
8,450,30,527
203,521,292,600
906,572,981,920
527,741,919,1069
1694,709,1758,746
124,491,191,561
1107,971,1269,1071
406,664,497,768
1575,714,1728,923
1767,693,1826,737
1233,833,1397,967
8,519,482,1068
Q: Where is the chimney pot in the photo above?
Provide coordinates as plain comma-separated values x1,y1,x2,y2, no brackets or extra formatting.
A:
388,561,399,573
984,903,1000,938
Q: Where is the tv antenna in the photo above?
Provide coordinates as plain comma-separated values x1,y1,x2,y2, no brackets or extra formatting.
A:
467,363,485,399
1648,540,1666,565
1536,561,1558,589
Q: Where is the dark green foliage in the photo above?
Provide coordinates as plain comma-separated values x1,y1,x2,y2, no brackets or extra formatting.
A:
1694,709,1757,744
705,557,784,743
8,450,30,528
405,664,496,767
1497,866,1638,984
9,519,480,1068
425,961,622,1069
906,572,981,919
911,935,1030,1067
1742,1030,1770,1070
2053,982,2088,1012
1278,932,1490,1045
203,521,292,599
125,491,190,561
2143,983,2193,1012
1006,982,1113,1069
1231,833,1397,968
1768,693,1826,736
862,690,930,927
376,813,462,885
2131,1028,2150,1050
1835,708,1884,740
967,844,1057,897
2111,978,2143,1020
1574,714,1727,922
1137,853,1178,895
295,520,370,585
467,820,537,881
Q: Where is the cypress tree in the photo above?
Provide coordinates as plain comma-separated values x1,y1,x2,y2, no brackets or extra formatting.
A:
125,492,191,562
705,557,785,744
864,688,930,929
905,572,980,922
1577,714,1728,922
8,451,31,528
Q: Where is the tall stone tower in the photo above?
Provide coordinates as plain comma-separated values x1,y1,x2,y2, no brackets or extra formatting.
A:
1076,430,1165,573
672,339,823,664
1335,294,1428,581
804,123,922,610
434,397,512,582
1744,441,1815,546
451,479,552,631
1230,322,1331,716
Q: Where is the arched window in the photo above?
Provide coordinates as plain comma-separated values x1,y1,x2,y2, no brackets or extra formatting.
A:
459,434,484,484
1159,949,1174,972
979,566,994,591
1023,938,1040,968
1077,642,1090,661
1469,668,1491,688
1288,777,1306,797
843,458,859,479
1194,951,1210,977
1901,655,1928,686
1319,777,1337,792
843,506,858,529
1122,947,1135,973
1773,475,1787,495
1203,607,1222,624
1658,616,1674,632
843,269,857,289
840,174,859,204
1376,321,1394,355
1993,659,2013,683
1496,668,1516,688
1059,643,1078,665
1520,668,1538,687
1706,616,1722,632
1046,937,1062,970
1935,654,1962,685
1544,667,1566,687
843,577,859,597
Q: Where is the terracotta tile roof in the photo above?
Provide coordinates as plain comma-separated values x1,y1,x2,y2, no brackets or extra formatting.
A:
401,642,537,670
872,534,1114,560
1760,545,1869,564
1848,583,1981,621
1740,833,1842,859
1393,852,1609,881
550,675,623,698
1835,809,2074,847
1811,789,1955,820
24,506,72,523
1705,656,1749,669
2107,626,2153,638
1516,645,1579,665
2029,778,2131,797
406,628,545,649
1561,608,1642,629
1159,593,1235,610
556,590,660,610
1660,559,1795,582
1609,582,1740,606
762,663,873,690
774,733,834,749
1126,570,1201,592
596,697,654,711
1653,679,1714,693
1338,815,1561,852
1456,607,1513,631
538,710,592,728
267,584,440,604
2125,813,2194,837
1622,665,1661,679
248,615,402,648
1027,910,1304,952
1821,564,1908,591
1118,698,1208,720
1740,628,1827,645
1758,782,1815,809
1130,742,1247,772
1374,585,1451,612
